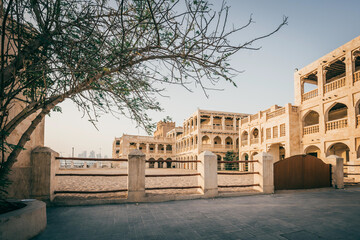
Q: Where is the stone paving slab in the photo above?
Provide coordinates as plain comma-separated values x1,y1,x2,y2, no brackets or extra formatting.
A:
34,187,360,240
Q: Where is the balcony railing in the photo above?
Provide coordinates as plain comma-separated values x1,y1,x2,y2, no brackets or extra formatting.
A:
354,71,360,83
324,77,345,93
250,138,259,145
214,144,223,148
225,126,233,130
202,144,211,148
326,118,348,131
225,145,233,149
303,124,319,135
266,107,285,120
241,140,248,146
200,124,212,129
213,125,222,130
302,89,318,102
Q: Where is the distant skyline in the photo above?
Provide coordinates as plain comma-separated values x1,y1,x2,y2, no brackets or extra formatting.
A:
45,0,360,157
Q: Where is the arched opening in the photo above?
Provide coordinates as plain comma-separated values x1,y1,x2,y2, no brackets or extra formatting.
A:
304,111,320,126
279,146,285,160
149,144,155,153
149,158,155,168
354,51,360,72
158,144,164,153
166,158,172,168
325,60,346,84
241,131,248,146
214,136,222,148
251,128,259,144
241,153,249,172
166,144,172,153
355,99,360,127
327,143,350,162
327,103,348,121
302,73,318,97
326,103,348,131
129,142,137,150
213,116,222,129
202,135,210,147
303,111,320,135
139,143,146,153
305,145,321,158
225,136,233,149
250,152,258,160
158,158,164,168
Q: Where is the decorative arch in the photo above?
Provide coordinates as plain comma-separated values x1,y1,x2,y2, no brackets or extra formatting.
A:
241,131,249,140
303,110,320,126
202,135,210,144
325,102,348,121
304,145,321,158
225,136,233,146
326,142,350,162
214,136,222,145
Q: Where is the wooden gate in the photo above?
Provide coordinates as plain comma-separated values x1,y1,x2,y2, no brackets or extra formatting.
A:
274,155,331,190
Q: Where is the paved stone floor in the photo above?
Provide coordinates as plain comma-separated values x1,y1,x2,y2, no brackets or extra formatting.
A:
34,188,360,240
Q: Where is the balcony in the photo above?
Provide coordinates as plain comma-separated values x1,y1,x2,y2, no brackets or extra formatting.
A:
324,77,345,94
302,89,318,102
266,107,285,120
303,124,319,135
250,138,259,145
213,125,222,130
225,126,233,130
200,124,212,130
326,118,348,131
354,71,360,83
214,144,223,148
241,140,248,146
202,144,211,148
225,145,233,149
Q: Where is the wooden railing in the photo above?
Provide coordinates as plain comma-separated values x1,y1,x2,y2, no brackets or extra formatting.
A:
354,71,360,83
302,89,318,102
250,138,259,145
303,124,319,135
266,107,285,120
326,118,348,131
324,77,345,93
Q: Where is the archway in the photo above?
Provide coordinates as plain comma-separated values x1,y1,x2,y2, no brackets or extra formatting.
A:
158,158,164,168
326,143,350,162
305,145,321,158
225,136,233,149
148,158,155,168
214,136,221,148
166,158,172,168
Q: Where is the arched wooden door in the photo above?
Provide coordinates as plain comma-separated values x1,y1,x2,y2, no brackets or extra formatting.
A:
274,155,331,190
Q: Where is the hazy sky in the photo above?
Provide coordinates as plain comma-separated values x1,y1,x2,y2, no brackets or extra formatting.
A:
45,0,360,157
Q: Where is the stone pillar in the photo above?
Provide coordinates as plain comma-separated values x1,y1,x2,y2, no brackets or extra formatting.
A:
197,151,218,197
146,143,149,153
233,117,237,131
210,115,214,129
326,155,344,189
70,160,74,168
222,117,225,130
154,161,158,168
127,149,145,202
155,144,158,154
254,152,274,193
30,147,59,202
83,161,87,168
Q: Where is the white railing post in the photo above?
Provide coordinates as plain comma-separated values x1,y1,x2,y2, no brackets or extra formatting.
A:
326,155,344,189
30,147,59,202
197,151,218,197
127,149,146,202
254,152,274,193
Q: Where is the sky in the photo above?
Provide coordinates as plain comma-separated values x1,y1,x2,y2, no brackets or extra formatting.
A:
45,0,360,157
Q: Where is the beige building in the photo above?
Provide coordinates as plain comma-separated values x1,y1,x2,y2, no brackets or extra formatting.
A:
239,35,360,174
113,109,249,169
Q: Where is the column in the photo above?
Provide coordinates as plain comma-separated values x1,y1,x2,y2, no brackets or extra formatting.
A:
233,117,237,131
197,151,218,197
146,143,149,153
136,143,140,149
30,147,59,202
222,116,225,130
326,155,344,189
127,149,145,202
254,152,274,193
155,144,158,154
